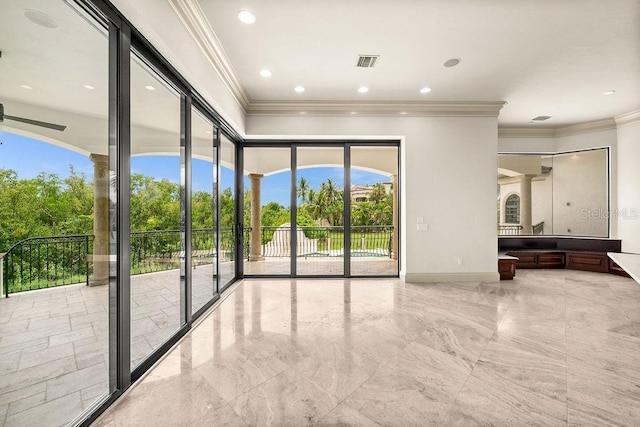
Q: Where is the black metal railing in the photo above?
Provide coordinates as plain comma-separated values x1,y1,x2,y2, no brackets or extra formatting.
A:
256,225,393,258
2,234,93,296
2,227,252,296
533,221,544,235
498,224,523,235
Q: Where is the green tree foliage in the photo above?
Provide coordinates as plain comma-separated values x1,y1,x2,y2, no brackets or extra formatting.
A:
0,167,93,251
0,167,393,253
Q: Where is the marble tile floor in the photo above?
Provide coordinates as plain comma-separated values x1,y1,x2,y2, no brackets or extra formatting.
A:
93,269,640,426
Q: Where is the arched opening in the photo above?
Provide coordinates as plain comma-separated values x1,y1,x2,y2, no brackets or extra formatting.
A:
505,194,521,224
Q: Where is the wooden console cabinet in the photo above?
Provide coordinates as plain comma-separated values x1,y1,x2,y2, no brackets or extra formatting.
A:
506,251,565,269
565,252,608,273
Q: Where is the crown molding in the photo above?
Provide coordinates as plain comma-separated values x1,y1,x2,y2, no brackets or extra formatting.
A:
246,101,506,117
554,117,617,137
614,109,640,127
498,127,556,138
499,117,617,139
168,0,249,110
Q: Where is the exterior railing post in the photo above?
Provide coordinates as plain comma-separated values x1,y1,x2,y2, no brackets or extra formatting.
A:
1,253,6,298
85,235,90,286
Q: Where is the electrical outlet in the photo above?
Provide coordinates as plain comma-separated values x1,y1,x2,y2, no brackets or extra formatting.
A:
417,223,429,231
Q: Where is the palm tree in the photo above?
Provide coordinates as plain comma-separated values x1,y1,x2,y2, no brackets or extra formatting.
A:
297,177,310,205
369,183,387,203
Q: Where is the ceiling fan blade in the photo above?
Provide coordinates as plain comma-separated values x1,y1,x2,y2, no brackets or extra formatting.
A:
4,114,66,131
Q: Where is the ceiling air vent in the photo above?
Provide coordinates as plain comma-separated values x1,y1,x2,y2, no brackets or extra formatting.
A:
532,115,552,121
357,55,379,68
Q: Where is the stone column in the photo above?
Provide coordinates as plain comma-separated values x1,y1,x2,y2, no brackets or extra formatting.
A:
89,154,109,286
248,173,264,261
391,174,399,260
520,175,534,235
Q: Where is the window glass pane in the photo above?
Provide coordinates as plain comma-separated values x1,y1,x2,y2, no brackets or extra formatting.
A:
219,134,236,287
0,1,110,424
191,109,217,314
244,147,292,275
350,146,399,276
130,54,182,368
296,147,344,276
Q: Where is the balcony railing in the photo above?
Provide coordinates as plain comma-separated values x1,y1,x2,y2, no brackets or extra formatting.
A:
257,225,393,258
1,226,391,295
498,224,523,235
2,228,251,296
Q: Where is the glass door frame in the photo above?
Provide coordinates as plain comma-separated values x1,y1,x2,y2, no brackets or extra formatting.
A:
240,140,401,280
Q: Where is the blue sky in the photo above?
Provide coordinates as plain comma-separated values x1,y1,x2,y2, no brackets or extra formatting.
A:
1,131,389,207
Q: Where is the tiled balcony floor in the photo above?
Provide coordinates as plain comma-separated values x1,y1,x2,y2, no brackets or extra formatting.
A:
92,269,640,426
0,257,396,426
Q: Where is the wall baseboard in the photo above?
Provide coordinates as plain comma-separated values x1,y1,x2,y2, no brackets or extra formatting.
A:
400,272,500,283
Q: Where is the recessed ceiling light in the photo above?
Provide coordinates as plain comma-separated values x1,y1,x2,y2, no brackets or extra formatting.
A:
145,85,155,91
83,84,95,90
603,90,616,95
24,10,59,29
205,130,212,134
294,86,305,93
20,84,32,90
358,86,369,93
400,112,407,115
300,111,307,115
350,112,357,115
237,10,256,24
443,58,461,68
259,69,272,77
528,121,535,124
420,87,432,94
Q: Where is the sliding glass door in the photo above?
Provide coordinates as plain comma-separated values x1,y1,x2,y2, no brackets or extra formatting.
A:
219,134,237,289
190,108,218,315
349,145,399,276
242,142,399,279
296,146,345,276
243,146,292,275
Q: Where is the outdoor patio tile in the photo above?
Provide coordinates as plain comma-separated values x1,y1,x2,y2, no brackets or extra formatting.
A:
0,337,48,356
0,351,20,376
28,315,70,332
0,355,77,396
1,326,68,349
49,326,94,347
18,342,75,370
4,391,83,427
80,381,108,410
46,362,106,402
6,391,45,417
0,383,45,408
49,302,88,318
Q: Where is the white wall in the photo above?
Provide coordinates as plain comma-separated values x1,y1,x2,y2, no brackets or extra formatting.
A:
498,137,556,153
247,115,499,282
616,120,640,253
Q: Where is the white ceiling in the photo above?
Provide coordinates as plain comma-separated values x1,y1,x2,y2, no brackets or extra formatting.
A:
198,0,640,126
1,0,638,150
